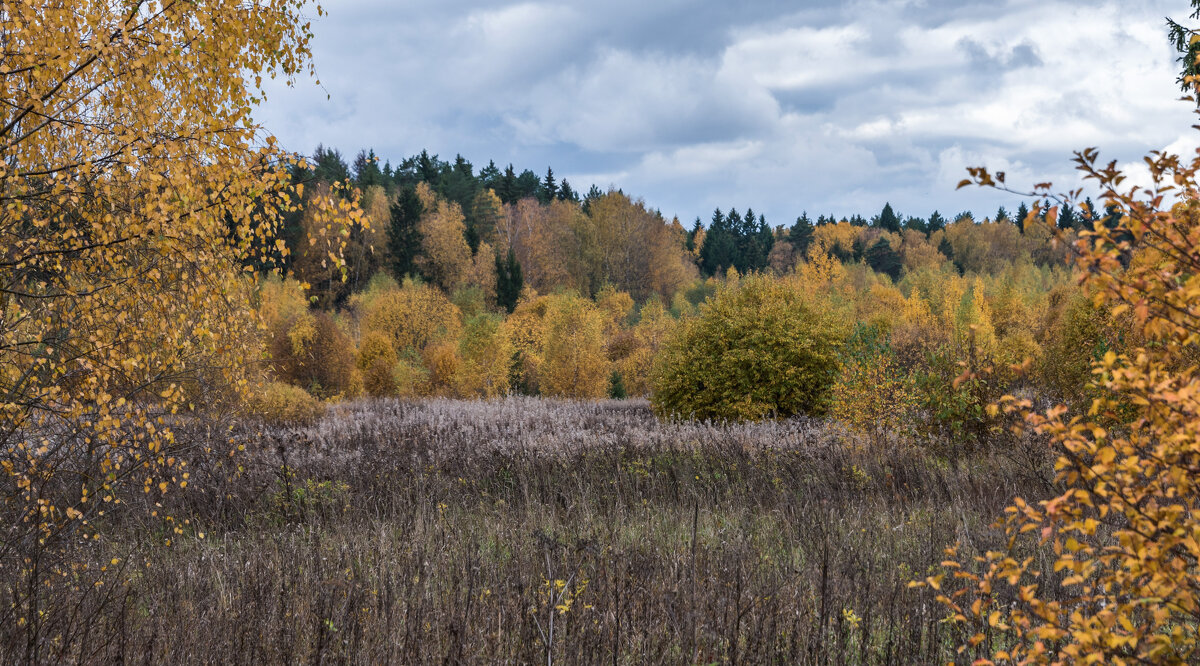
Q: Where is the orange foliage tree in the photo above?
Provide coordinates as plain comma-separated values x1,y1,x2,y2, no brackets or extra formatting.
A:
0,0,356,655
923,136,1200,660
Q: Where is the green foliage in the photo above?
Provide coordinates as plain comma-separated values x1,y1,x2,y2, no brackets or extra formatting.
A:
388,185,424,280
495,248,524,313
608,370,628,399
865,237,902,281
650,274,842,421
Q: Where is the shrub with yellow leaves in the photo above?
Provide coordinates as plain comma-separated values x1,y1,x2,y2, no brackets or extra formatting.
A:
651,273,843,421
539,294,610,399
922,130,1200,660
0,0,361,659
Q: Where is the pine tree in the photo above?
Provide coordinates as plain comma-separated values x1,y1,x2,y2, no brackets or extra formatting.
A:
994,205,1010,225
753,214,774,271
388,186,425,279
311,144,350,184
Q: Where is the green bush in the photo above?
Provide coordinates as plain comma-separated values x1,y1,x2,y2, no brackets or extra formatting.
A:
650,274,841,421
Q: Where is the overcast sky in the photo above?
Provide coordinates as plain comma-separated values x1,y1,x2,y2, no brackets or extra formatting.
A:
257,0,1199,226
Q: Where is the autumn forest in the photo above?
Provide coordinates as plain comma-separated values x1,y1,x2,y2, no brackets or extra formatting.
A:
5,1,1200,663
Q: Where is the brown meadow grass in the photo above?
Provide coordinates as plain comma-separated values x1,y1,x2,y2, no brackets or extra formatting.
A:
4,397,1061,664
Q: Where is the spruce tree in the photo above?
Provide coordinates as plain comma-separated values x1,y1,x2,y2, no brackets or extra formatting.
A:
789,212,814,257
498,164,517,204
1081,197,1098,230
994,205,1010,225
699,208,736,276
1015,202,1030,233
540,167,557,203
851,235,866,262
388,186,424,279
558,179,578,202
928,210,947,235
686,217,702,252
904,216,928,235
478,160,502,190
754,215,774,271
417,149,440,184
875,202,902,232
937,235,954,260
515,169,541,200
1058,202,1077,230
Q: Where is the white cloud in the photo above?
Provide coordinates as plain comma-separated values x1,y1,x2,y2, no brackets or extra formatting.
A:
254,0,1199,223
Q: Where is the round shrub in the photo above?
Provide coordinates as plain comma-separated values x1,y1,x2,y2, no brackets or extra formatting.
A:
650,274,841,421
247,381,325,425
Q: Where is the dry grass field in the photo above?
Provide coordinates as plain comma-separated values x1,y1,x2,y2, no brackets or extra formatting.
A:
12,397,1064,664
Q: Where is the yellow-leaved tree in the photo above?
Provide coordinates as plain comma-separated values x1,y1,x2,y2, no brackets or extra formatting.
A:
923,138,1200,661
0,0,359,658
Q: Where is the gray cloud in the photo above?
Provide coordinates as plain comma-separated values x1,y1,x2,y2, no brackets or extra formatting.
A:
257,0,1197,224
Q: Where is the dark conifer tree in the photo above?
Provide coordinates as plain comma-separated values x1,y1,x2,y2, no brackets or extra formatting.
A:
388,186,424,279
866,238,902,281
851,235,866,262
904,216,928,235
582,184,604,214
753,215,773,270
1081,197,1098,230
875,202,902,232
928,210,947,235
1057,202,1077,230
1015,202,1030,233
699,208,736,276
352,149,384,190
495,248,524,313
994,206,1010,225
311,144,350,184
515,169,541,200
558,179,579,203
686,217,702,253
937,235,954,260
789,212,814,258
478,160,502,190
498,165,518,204
539,167,558,203
417,149,440,184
